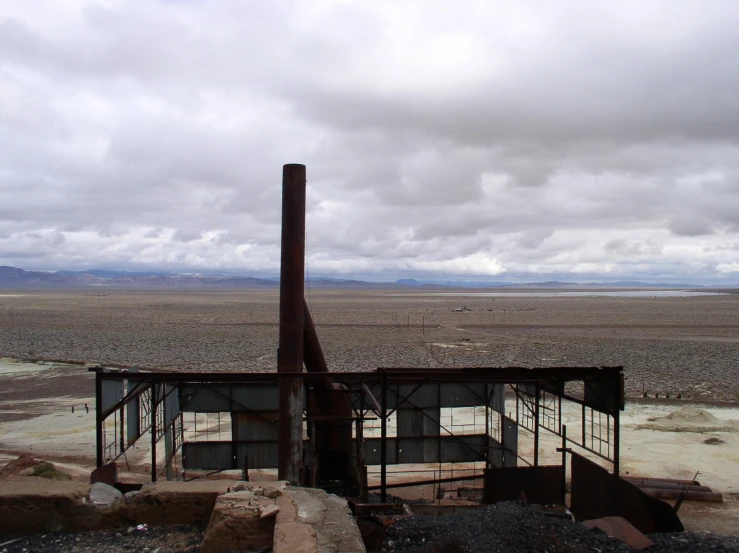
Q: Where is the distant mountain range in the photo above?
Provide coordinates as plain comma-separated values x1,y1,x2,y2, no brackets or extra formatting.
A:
0,265,724,290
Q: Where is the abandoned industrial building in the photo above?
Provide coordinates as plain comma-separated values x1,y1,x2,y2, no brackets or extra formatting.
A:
79,165,690,553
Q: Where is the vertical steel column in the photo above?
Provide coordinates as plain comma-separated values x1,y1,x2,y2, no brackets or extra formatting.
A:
561,424,567,504
533,383,540,466
613,413,620,476
484,390,490,469
95,371,103,467
277,163,306,485
380,369,388,502
120,382,125,455
151,383,157,482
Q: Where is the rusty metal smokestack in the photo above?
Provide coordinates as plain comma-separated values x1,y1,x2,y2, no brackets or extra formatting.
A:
277,163,306,484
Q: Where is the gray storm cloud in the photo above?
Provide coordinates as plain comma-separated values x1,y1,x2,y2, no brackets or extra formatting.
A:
1,0,738,282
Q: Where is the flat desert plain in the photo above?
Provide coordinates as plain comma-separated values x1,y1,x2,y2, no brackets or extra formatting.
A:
1,288,738,400
2,288,739,534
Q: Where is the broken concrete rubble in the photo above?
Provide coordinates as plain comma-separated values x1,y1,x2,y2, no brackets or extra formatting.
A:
281,487,366,553
200,490,277,553
0,479,366,553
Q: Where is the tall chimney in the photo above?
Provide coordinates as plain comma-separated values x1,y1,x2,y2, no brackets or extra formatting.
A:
277,163,306,484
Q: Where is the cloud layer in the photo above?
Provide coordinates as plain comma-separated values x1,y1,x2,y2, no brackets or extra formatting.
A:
2,0,739,282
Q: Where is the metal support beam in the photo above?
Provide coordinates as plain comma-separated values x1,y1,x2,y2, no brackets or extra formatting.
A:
277,163,306,485
613,412,620,476
534,383,540,466
380,369,388,502
561,424,568,504
151,384,157,482
95,372,103,467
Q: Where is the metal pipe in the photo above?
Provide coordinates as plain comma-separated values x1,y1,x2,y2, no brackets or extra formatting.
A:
623,476,702,486
277,163,306,485
626,479,712,492
640,488,722,503
367,473,483,490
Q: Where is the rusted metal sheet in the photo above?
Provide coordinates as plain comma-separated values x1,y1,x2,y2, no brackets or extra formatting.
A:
179,386,231,412
628,481,712,493
410,504,481,515
440,382,486,407
364,438,396,465
396,383,438,409
483,465,564,505
488,384,505,414
164,384,179,425
582,517,655,550
488,436,503,467
101,379,123,413
440,435,486,462
640,488,722,503
232,385,280,411
397,408,440,437
517,383,537,398
232,412,279,441
570,452,683,534
365,434,488,465
584,374,624,413
502,416,518,467
624,475,701,486
182,441,233,470
277,377,303,483
126,380,141,444
303,301,330,377
179,384,281,412
397,438,428,464
277,163,306,372
277,163,306,485
236,442,278,470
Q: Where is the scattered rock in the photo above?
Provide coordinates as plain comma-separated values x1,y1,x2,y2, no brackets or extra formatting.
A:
703,437,725,445
383,501,739,553
260,504,280,519
89,482,123,508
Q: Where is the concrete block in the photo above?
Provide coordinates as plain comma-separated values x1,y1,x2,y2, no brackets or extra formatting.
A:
274,521,318,553
201,490,277,553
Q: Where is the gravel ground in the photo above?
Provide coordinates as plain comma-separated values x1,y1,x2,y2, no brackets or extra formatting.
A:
0,525,204,553
382,502,739,553
1,289,739,400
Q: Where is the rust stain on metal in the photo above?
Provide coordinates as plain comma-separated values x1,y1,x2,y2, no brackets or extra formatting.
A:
277,163,306,485
583,516,655,550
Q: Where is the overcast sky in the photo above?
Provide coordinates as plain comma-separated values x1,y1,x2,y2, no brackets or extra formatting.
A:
2,0,739,283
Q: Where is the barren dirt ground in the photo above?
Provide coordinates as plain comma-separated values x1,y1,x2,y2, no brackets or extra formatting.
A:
1,288,738,399
1,288,739,536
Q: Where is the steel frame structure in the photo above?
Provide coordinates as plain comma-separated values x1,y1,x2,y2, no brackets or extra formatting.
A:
93,364,624,499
